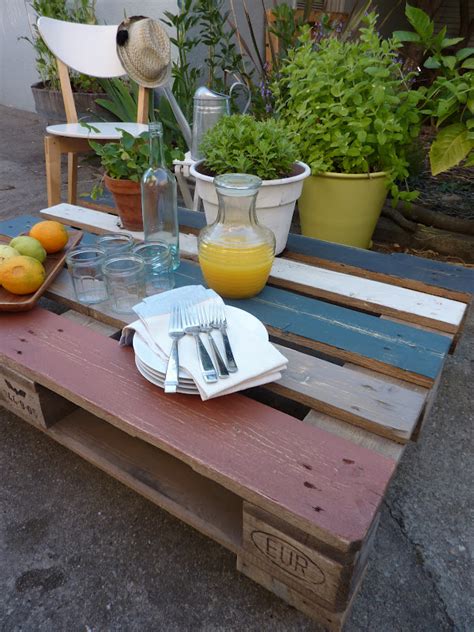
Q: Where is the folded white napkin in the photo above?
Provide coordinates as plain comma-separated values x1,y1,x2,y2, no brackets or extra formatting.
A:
121,286,288,400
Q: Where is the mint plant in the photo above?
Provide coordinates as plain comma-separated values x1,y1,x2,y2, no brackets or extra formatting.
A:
199,115,298,180
274,13,422,203
395,3,474,175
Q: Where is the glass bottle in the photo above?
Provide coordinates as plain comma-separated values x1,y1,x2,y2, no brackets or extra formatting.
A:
198,174,276,299
141,122,180,270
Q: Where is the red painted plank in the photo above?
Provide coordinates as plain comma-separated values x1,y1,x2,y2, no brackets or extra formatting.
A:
0,308,396,553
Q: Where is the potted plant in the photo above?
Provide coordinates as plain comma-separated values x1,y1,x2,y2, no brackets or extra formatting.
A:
23,0,110,125
89,130,150,231
274,12,423,248
190,115,310,254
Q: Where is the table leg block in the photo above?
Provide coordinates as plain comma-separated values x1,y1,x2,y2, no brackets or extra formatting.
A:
237,555,355,631
0,365,75,429
238,502,378,627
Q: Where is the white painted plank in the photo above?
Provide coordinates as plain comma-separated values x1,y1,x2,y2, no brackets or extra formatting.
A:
41,203,198,256
42,203,466,330
270,257,466,329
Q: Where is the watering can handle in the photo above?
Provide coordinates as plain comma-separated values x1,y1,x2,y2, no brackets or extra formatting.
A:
229,81,251,114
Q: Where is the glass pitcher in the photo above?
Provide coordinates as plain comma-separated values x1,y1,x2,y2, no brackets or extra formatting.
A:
198,174,276,299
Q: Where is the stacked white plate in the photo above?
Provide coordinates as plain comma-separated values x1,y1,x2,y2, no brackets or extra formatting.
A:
132,305,269,395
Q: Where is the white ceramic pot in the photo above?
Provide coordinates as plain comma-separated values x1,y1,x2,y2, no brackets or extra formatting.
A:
190,160,311,255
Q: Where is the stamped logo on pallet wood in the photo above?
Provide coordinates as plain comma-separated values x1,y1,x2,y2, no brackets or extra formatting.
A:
251,530,325,585
0,375,41,423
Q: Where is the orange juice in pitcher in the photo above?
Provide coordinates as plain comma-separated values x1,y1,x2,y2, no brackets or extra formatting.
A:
198,174,275,299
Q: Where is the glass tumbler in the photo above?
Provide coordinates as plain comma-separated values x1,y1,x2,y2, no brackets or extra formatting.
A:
97,232,134,256
132,242,175,296
102,255,146,314
66,246,108,305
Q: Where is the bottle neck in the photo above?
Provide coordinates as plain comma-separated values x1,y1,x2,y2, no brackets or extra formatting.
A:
148,123,165,169
216,189,259,225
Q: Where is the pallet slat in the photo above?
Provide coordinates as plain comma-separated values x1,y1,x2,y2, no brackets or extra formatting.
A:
270,257,466,332
1,307,395,553
272,347,426,442
40,204,199,255
303,410,405,461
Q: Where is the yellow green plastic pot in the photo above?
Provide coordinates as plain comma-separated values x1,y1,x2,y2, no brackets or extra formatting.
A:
298,171,388,248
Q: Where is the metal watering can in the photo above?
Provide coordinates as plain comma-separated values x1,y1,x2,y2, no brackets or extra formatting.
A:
191,83,251,161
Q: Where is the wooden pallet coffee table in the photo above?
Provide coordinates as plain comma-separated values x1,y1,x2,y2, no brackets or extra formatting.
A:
1,209,473,631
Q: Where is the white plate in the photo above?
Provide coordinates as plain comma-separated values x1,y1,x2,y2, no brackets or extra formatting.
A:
135,357,199,395
135,356,196,386
133,305,268,378
136,356,196,384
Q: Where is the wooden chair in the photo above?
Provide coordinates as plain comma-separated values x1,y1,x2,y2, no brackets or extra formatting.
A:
37,17,150,207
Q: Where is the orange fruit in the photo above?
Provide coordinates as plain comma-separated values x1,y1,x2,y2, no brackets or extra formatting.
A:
1,256,45,295
29,220,69,253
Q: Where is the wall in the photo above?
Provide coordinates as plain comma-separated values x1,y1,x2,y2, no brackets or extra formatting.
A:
0,0,177,112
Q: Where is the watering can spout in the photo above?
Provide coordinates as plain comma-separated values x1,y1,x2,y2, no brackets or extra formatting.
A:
156,85,193,150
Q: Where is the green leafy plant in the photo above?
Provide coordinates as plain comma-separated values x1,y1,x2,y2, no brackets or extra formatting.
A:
161,0,201,123
199,114,298,180
21,0,101,92
88,130,150,198
395,3,474,175
274,13,423,203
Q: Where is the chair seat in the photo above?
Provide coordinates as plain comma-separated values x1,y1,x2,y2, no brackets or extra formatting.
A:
46,122,148,140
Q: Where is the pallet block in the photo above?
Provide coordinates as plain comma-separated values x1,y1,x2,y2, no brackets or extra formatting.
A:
0,364,75,429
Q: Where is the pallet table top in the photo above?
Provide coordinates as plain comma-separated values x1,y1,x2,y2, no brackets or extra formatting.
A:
1,210,473,627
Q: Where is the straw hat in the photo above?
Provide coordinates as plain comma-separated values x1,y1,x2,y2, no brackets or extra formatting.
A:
116,16,171,88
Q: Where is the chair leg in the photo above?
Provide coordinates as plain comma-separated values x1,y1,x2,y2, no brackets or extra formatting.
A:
67,152,78,204
44,135,62,206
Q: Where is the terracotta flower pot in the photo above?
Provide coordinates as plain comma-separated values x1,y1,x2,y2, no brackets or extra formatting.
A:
104,175,143,232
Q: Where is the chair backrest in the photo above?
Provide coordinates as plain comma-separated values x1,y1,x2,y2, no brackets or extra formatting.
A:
37,17,149,124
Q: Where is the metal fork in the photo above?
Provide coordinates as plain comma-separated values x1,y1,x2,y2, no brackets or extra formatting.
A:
197,303,229,379
210,301,238,373
164,304,185,393
182,302,218,384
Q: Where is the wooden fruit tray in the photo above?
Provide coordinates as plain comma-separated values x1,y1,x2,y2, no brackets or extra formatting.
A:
0,230,83,312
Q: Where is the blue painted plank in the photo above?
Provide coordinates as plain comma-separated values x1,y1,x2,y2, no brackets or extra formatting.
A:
285,233,474,297
173,260,450,382
1,215,451,381
0,215,96,244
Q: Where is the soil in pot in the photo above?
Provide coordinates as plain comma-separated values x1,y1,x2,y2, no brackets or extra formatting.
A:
104,175,143,231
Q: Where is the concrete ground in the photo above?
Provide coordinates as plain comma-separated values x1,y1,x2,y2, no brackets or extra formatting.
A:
0,104,473,632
